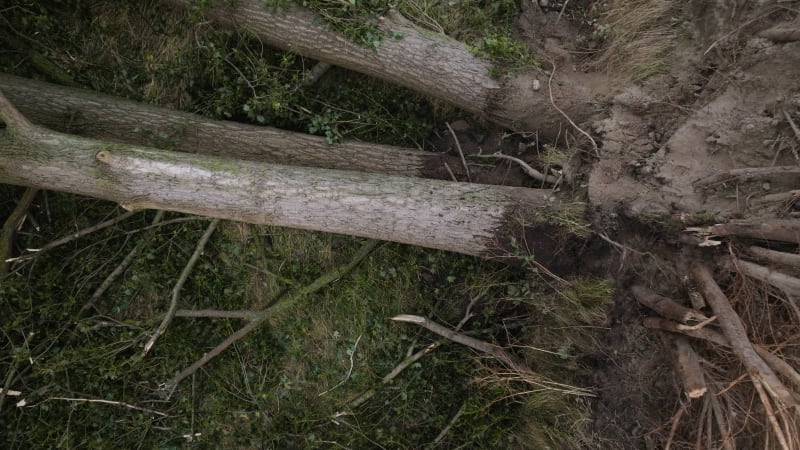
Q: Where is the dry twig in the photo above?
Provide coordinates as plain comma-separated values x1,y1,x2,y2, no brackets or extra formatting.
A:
473,151,560,184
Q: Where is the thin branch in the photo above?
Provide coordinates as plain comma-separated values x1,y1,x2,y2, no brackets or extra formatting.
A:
142,218,220,356
319,335,362,396
175,309,259,320
163,239,380,396
42,396,168,417
1,188,38,275
81,211,165,315
7,210,137,263
445,122,471,182
473,152,559,184
391,314,593,396
433,402,466,444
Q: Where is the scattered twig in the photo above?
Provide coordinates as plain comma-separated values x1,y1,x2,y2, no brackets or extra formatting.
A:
163,239,379,396
707,382,735,450
443,162,458,182
547,63,599,157
631,285,709,323
664,403,687,450
690,261,798,408
1,188,38,275
473,151,559,184
445,122,471,182
38,396,168,417
752,378,791,450
142,218,220,357
6,210,137,263
319,335,362,397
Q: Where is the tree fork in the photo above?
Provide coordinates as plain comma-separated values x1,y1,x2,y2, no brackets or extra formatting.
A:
0,74,462,180
0,92,566,261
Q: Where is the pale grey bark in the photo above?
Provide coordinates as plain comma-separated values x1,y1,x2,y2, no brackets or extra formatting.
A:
0,74,461,179
0,94,556,258
166,0,607,138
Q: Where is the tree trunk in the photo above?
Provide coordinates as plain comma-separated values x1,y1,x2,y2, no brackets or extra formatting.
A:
0,94,557,260
0,74,461,179
166,0,608,139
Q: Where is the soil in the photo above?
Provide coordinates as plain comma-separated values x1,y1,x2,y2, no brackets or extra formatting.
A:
451,1,800,448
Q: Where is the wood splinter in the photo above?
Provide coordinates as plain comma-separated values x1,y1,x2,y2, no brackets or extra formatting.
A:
631,285,709,324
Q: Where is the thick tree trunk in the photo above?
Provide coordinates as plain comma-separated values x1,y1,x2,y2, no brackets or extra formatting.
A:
0,94,557,259
0,74,461,179
167,0,608,138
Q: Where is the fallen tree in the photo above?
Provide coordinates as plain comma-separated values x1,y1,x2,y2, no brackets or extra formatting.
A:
0,74,464,180
166,0,610,140
0,91,560,260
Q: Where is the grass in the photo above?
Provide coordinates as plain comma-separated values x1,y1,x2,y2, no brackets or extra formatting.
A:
0,0,611,447
589,0,688,81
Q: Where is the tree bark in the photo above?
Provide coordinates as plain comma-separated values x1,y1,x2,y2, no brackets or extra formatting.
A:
0,94,557,259
166,0,608,138
0,74,462,179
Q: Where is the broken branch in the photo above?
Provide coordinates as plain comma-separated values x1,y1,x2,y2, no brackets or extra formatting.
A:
674,337,707,399
1,188,38,275
473,152,560,184
631,285,709,323
749,245,800,269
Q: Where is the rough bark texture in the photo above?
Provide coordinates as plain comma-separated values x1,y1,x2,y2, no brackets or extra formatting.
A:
167,0,607,137
0,74,461,179
0,118,555,258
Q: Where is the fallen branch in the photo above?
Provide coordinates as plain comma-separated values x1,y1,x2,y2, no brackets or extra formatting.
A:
690,261,798,407
644,317,800,394
473,151,560,184
631,285,709,323
163,239,379,396
174,309,259,320
0,188,38,275
391,314,592,396
142,218,220,356
750,190,800,207
674,337,707,398
733,257,800,297
749,245,800,269
688,220,800,244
